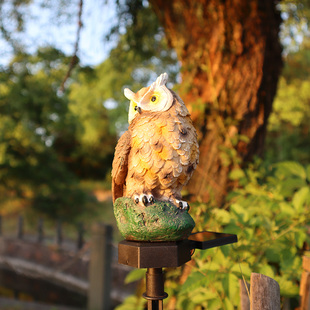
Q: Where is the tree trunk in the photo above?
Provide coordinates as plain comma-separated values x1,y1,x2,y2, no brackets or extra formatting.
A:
150,0,282,204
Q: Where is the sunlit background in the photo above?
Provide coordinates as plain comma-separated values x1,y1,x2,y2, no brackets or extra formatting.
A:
0,0,309,309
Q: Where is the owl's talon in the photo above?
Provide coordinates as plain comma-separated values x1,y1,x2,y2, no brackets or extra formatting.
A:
176,199,189,210
149,195,155,204
142,195,148,206
182,202,190,211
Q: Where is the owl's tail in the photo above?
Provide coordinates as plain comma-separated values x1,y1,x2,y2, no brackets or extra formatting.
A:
112,182,123,203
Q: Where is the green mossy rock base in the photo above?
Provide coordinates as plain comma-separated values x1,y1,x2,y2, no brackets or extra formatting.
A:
113,197,195,242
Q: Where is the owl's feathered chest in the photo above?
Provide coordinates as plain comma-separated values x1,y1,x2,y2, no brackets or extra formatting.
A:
128,105,193,151
126,104,198,188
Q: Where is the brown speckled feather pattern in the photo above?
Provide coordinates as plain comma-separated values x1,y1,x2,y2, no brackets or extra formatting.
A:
111,130,131,202
112,92,199,204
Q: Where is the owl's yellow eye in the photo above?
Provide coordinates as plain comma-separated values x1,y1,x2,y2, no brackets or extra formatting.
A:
151,95,157,103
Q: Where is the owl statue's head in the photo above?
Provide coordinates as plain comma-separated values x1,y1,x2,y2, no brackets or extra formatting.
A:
124,73,174,123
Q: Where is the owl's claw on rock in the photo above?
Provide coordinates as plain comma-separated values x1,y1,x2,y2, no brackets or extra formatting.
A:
142,195,148,206
133,194,155,206
148,195,155,204
176,200,190,211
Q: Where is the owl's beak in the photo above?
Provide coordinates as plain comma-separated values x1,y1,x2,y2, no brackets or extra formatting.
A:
134,105,142,114
125,88,141,114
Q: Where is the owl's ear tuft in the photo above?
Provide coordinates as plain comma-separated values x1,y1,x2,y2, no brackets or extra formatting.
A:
156,73,168,86
124,88,135,100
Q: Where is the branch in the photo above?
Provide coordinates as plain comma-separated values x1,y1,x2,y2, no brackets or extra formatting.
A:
59,0,84,93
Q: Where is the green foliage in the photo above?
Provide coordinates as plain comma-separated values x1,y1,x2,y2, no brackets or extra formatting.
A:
0,47,116,219
64,63,117,179
269,78,310,128
180,160,309,309
0,48,77,217
120,160,310,309
266,39,310,164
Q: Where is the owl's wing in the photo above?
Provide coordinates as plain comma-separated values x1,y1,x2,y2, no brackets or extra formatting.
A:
112,130,131,203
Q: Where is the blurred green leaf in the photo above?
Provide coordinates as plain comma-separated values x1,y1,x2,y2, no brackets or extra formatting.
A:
231,263,252,278
222,273,239,301
115,296,145,310
292,186,310,212
275,161,306,179
278,177,306,198
229,168,245,180
180,271,216,295
276,276,299,297
125,268,146,284
306,165,310,182
212,209,231,225
224,297,235,310
259,265,275,278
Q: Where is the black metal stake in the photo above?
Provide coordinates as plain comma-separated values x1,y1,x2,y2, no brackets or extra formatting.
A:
143,268,168,310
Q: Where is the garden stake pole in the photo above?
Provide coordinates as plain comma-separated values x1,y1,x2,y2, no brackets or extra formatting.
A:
143,268,168,310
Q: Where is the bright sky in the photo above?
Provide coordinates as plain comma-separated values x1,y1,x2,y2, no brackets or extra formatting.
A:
0,1,306,67
0,0,117,67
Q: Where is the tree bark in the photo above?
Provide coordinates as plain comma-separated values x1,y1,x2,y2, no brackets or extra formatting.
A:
150,0,282,204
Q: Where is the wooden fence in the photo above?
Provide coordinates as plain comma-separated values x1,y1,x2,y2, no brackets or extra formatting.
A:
240,257,310,310
7,215,86,251
240,273,280,310
88,223,113,310
0,215,133,310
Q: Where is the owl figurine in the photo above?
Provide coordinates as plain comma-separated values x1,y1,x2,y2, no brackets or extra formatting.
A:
112,73,199,210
